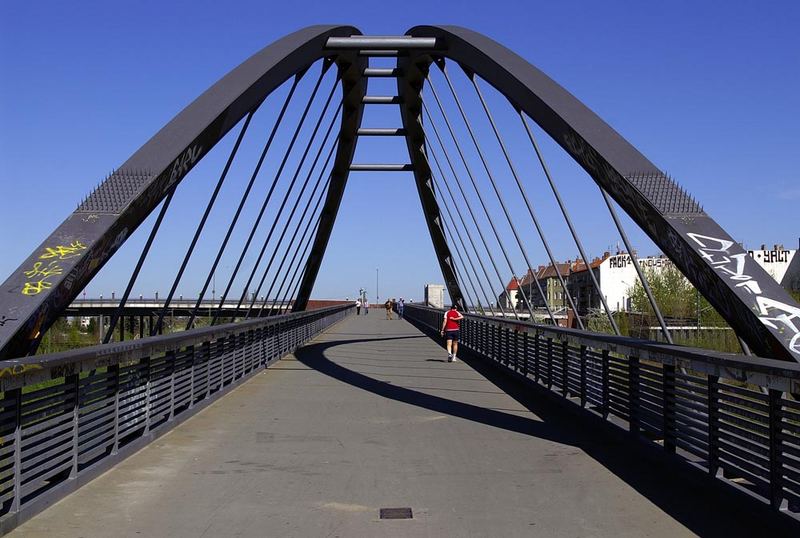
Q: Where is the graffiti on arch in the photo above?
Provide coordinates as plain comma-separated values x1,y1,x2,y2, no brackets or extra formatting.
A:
20,241,87,296
687,232,800,356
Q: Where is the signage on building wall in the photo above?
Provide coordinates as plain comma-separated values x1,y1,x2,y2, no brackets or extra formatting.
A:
608,255,673,270
748,249,792,264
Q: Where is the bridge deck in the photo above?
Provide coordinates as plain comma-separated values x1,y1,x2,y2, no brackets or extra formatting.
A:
11,313,792,537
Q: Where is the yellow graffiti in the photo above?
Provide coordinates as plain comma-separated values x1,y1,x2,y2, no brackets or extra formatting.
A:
23,260,63,279
0,363,43,378
20,240,87,296
21,279,54,295
39,241,87,260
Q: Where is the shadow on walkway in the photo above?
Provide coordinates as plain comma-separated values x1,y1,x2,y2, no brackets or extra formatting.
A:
295,333,800,538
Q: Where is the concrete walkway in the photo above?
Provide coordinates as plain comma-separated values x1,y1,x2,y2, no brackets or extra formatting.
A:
10,312,796,537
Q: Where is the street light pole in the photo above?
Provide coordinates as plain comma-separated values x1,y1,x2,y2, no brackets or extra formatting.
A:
376,268,379,302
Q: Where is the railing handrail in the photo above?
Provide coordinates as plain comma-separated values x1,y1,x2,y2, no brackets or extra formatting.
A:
405,303,800,382
0,304,352,387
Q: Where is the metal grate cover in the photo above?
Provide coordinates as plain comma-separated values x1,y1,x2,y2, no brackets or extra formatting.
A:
379,507,413,519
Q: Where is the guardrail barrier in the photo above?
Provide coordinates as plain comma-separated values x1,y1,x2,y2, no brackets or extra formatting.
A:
404,303,800,516
0,304,352,531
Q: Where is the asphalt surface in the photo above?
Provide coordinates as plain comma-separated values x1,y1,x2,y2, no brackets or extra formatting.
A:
10,312,799,537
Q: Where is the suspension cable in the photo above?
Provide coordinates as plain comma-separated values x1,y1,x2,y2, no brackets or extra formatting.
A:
422,108,509,318
211,62,335,325
466,74,565,325
422,96,516,320
431,169,485,313
104,185,177,343
519,112,620,334
249,134,339,317
152,110,257,334
230,95,342,320
268,177,332,314
184,70,307,330
600,188,673,343
426,144,499,315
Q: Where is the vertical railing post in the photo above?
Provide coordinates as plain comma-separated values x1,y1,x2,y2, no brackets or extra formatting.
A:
628,355,640,436
546,338,553,389
768,388,785,510
188,345,196,410
10,387,22,513
707,374,721,477
663,364,676,453
533,333,540,383
68,373,80,478
522,332,529,378
601,349,610,419
561,341,569,397
168,351,176,420
110,364,120,454
143,356,152,435
579,345,587,408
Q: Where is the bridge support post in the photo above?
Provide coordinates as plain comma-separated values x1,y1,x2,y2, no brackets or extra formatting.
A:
68,373,79,478
601,350,610,419
143,357,152,435
707,375,721,477
10,388,21,514
110,364,120,455
768,388,786,510
561,341,569,397
579,345,587,408
628,355,640,436
663,364,676,453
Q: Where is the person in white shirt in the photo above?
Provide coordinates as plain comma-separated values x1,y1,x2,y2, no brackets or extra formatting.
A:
355,299,362,315
363,299,369,315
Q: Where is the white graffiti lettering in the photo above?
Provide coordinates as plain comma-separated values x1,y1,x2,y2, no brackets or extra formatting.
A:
168,144,203,185
755,297,800,354
688,232,800,356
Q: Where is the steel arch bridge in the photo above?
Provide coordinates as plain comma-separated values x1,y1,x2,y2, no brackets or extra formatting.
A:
1,25,798,363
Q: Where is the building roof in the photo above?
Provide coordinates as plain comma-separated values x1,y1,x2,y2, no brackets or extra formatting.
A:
570,252,610,274
505,277,520,291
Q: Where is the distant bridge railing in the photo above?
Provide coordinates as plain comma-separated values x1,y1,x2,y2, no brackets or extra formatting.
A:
403,303,800,516
0,303,352,532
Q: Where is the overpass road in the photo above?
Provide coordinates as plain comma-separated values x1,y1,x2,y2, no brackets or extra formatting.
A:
9,313,796,537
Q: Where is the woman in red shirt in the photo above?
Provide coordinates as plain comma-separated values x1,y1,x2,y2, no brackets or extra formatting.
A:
440,305,464,362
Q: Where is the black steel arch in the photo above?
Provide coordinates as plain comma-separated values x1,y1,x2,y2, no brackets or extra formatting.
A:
400,25,800,362
0,25,367,359
1,25,798,363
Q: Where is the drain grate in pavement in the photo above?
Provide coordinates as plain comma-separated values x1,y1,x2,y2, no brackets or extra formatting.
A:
379,507,413,519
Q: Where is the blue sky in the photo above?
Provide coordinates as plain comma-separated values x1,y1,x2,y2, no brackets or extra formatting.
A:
1,1,798,303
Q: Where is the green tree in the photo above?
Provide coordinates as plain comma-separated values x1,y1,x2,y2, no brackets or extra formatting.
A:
628,266,724,325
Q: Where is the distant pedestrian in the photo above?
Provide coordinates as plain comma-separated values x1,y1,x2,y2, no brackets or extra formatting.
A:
384,299,393,320
364,299,369,315
440,304,464,362
355,298,362,315
397,298,405,318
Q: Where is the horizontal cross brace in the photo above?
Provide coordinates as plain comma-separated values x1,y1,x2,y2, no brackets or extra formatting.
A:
357,128,407,136
363,68,403,77
326,36,437,50
363,96,402,104
350,164,414,172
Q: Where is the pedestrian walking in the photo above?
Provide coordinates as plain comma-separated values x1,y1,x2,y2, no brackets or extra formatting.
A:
355,298,362,316
364,299,369,315
384,299,393,320
397,298,405,318
440,304,464,362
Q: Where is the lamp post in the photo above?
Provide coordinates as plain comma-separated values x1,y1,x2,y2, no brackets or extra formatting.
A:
376,268,379,302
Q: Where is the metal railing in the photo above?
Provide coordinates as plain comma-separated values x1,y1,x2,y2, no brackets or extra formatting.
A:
404,303,800,515
0,304,352,531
